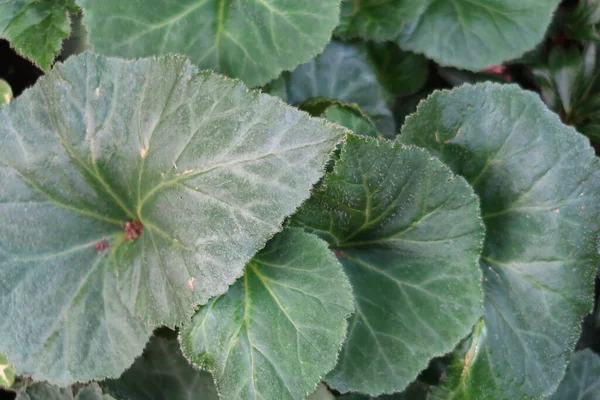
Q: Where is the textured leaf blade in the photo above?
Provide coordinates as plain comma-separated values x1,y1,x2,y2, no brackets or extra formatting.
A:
0,0,74,70
335,0,561,71
77,0,341,87
103,335,219,400
0,53,345,384
267,41,396,136
180,229,354,400
292,135,484,395
400,82,600,399
549,349,600,400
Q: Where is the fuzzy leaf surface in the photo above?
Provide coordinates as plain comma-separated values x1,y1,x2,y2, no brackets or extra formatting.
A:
0,0,75,70
77,0,341,87
180,229,354,400
0,53,344,384
292,135,484,395
400,83,600,399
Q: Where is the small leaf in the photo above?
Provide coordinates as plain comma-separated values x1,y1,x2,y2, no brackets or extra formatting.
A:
0,0,74,71
76,0,342,87
322,105,382,139
0,353,15,388
103,335,219,400
292,135,484,395
0,53,345,384
400,82,600,399
180,228,354,400
549,349,600,400
267,41,396,136
335,0,562,71
0,79,13,105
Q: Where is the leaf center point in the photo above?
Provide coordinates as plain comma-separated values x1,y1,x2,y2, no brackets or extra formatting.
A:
124,220,144,240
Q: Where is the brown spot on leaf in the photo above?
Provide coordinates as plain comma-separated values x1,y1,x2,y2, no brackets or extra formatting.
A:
124,221,144,240
95,238,110,253
333,249,344,258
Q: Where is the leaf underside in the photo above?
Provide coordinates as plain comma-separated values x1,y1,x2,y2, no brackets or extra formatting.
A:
0,52,345,384
400,82,600,399
77,0,341,87
180,228,354,400
336,0,562,70
0,0,74,71
292,135,484,395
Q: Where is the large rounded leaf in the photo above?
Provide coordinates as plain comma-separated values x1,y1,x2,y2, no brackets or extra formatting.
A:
0,53,345,384
103,335,219,400
400,83,600,399
335,0,561,71
77,0,341,87
292,135,484,395
180,229,354,400
0,0,76,71
266,41,396,136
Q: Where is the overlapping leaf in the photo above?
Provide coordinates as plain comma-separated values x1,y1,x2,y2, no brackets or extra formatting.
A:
77,0,341,87
180,229,354,400
0,52,345,384
400,82,600,399
335,0,561,70
292,135,484,395
266,41,396,136
103,335,219,400
548,349,600,400
0,0,77,70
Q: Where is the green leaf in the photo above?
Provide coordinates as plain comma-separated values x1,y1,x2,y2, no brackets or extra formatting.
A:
292,135,484,395
335,0,422,41
400,82,600,399
76,0,341,87
323,105,382,139
15,382,112,400
0,0,74,71
549,349,600,400
0,353,15,388
180,228,354,400
266,41,396,136
336,0,561,71
0,79,12,105
563,0,600,41
103,335,219,400
366,42,428,97
0,53,345,384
